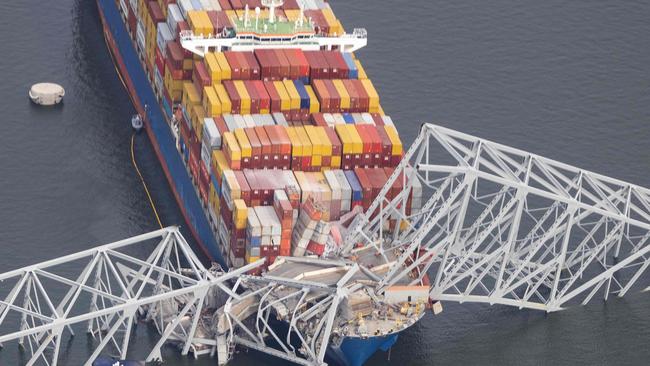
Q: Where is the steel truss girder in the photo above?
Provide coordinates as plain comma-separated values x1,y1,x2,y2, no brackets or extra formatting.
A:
0,227,264,366
217,265,359,366
347,123,650,312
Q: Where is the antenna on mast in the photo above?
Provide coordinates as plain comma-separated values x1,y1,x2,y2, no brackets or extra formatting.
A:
261,0,284,24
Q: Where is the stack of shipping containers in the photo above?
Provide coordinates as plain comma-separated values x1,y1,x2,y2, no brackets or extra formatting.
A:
116,0,418,271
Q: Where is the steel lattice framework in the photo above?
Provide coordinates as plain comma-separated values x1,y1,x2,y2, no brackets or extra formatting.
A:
344,123,650,311
0,227,264,366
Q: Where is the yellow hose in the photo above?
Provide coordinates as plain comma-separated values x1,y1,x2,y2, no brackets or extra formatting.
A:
131,133,163,229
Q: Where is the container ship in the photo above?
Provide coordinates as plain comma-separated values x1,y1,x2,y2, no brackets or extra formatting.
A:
96,0,426,364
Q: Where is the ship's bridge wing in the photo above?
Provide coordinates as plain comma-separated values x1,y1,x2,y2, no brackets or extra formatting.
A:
344,123,650,312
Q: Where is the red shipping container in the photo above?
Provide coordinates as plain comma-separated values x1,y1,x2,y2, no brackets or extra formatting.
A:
244,128,261,167
166,41,184,72
304,51,329,80
311,113,327,127
193,61,211,98
312,80,331,112
254,49,273,80
234,171,252,205
223,81,241,114
322,51,341,79
218,0,232,10
254,126,272,167
252,80,270,111
189,142,200,182
245,81,260,113
375,125,393,166
323,80,341,112
147,2,165,24
155,46,165,78
229,0,243,9
264,81,282,113
207,11,233,34
126,3,137,39
323,127,342,156
266,49,282,80
282,0,300,10
352,80,370,112
224,52,242,80
274,49,291,79
214,115,229,136
243,52,261,80
283,49,301,80
306,241,325,256
371,113,384,126
199,175,209,204
354,168,373,209
342,79,360,112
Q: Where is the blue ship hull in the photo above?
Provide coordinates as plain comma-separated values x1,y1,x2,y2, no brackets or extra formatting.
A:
328,334,399,366
96,0,225,267
96,0,399,364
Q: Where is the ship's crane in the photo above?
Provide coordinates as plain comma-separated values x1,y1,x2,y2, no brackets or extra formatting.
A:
1,125,649,366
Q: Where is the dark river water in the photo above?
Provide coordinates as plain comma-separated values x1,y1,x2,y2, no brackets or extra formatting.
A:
0,0,648,365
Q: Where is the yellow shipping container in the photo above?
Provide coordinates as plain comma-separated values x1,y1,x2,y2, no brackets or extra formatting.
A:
245,254,260,264
330,155,342,168
286,127,303,157
213,84,232,113
192,105,206,140
282,80,301,110
284,9,301,21
182,82,201,108
295,126,313,157
222,132,242,161
233,81,251,114
205,53,222,83
354,60,368,79
304,126,324,156
234,128,252,158
384,126,403,155
203,86,222,117
346,125,363,154
361,79,380,113
187,10,213,36
164,69,183,102
209,180,220,214
332,80,350,110
212,150,230,178
225,10,237,19
215,53,232,80
317,127,333,156
183,58,194,71
321,8,337,25
335,124,352,154
233,199,247,228
273,81,291,111
304,85,320,113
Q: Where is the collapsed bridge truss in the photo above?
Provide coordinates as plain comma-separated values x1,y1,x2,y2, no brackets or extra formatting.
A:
345,123,650,311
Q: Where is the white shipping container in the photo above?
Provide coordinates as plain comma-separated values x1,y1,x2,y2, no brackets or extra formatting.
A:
129,0,138,15
247,209,262,236
203,117,222,148
119,0,129,17
361,113,375,125
223,114,237,132
200,142,212,173
243,114,256,128
234,114,247,130
200,0,221,11
154,67,164,95
177,0,194,18
323,113,335,127
382,115,394,126
324,171,341,200
272,112,288,126
167,4,184,36
333,113,346,125
156,22,174,58
190,0,203,10
136,20,146,55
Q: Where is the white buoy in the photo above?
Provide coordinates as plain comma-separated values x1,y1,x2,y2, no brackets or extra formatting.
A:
29,83,65,106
